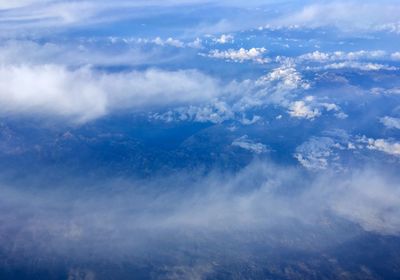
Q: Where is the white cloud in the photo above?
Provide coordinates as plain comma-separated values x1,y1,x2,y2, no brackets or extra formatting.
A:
366,138,400,156
380,116,400,129
375,22,400,34
294,136,348,171
3,159,400,256
232,135,268,154
370,87,400,95
298,50,388,63
213,34,234,44
206,48,269,64
0,64,220,122
0,1,98,32
298,51,331,62
2,0,400,38
289,100,320,120
257,62,310,90
322,62,397,71
152,101,234,124
0,40,159,67
392,52,400,60
152,37,185,48
187,37,203,49
272,1,400,32
287,96,345,121
0,0,42,9
320,169,400,235
153,63,315,124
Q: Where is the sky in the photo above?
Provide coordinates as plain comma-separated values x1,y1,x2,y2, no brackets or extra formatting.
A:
1,1,400,279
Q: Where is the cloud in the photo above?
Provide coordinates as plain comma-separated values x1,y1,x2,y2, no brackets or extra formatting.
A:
258,62,310,90
0,0,42,9
152,62,330,124
152,62,312,124
381,116,400,129
271,1,400,31
289,100,320,120
375,22,400,34
213,34,234,44
0,1,98,32
324,169,400,235
366,138,400,156
0,39,162,67
205,47,269,64
296,50,399,72
1,160,400,267
0,0,283,37
151,37,185,48
298,50,388,63
322,62,397,71
232,135,268,154
0,64,220,122
294,137,338,170
187,37,203,49
392,52,400,60
370,87,400,96
287,96,345,120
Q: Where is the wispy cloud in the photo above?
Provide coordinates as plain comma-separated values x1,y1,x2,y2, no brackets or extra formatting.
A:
271,1,400,31
1,160,399,263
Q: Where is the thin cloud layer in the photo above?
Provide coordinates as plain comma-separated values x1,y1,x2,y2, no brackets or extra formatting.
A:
1,161,399,263
2,0,400,37
272,1,400,31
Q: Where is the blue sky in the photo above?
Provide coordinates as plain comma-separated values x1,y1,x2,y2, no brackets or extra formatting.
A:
1,1,400,279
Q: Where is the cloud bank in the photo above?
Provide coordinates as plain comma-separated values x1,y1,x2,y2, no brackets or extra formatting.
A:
0,65,220,122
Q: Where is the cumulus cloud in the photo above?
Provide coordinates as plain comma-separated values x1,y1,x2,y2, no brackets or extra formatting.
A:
206,47,269,64
366,138,400,156
152,62,331,124
258,62,310,90
213,34,234,44
187,37,203,49
153,62,313,124
0,64,220,122
151,37,185,48
287,96,345,120
289,100,320,120
2,0,400,39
